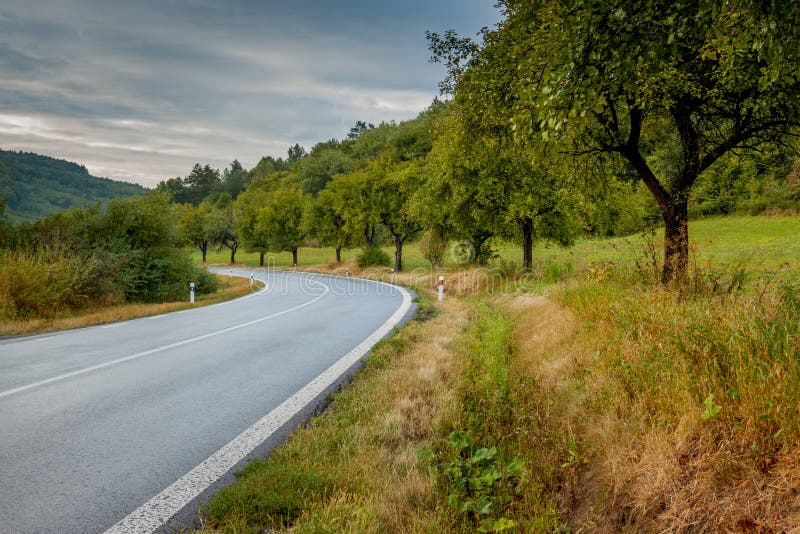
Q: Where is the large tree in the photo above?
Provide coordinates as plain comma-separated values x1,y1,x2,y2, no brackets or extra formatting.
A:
234,187,271,267
178,201,213,262
207,193,239,264
373,159,424,272
303,186,357,263
183,163,221,206
256,186,308,266
434,0,800,281
220,159,247,199
327,169,382,249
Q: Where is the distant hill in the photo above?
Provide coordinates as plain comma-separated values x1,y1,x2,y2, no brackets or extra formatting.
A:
0,149,148,223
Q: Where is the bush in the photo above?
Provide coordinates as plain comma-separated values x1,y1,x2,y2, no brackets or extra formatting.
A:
0,248,84,320
356,246,391,268
1,191,223,319
419,229,449,267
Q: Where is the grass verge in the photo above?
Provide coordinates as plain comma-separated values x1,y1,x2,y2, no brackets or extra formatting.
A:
196,215,800,532
0,275,257,337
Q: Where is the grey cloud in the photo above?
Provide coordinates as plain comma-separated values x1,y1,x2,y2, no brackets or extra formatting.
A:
0,1,500,185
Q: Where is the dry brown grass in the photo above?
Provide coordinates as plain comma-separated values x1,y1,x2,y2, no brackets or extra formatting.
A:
294,299,469,532
0,276,256,337
494,280,800,533
201,297,472,532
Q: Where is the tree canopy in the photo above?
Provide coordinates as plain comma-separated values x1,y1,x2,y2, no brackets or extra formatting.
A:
440,0,800,280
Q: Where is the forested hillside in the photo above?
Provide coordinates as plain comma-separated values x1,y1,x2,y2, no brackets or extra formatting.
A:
0,149,147,223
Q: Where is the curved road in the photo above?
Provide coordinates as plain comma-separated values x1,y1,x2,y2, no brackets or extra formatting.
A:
0,269,413,533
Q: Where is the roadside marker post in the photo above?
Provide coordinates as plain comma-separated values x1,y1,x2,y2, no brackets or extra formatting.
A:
229,269,233,278
189,282,195,304
437,275,444,302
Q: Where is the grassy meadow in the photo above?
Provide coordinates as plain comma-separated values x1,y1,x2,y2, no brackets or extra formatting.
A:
196,214,800,532
203,215,799,269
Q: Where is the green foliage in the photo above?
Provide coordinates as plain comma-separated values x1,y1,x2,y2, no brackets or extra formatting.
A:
433,0,800,280
246,155,291,185
256,186,308,261
234,188,270,264
287,143,307,163
205,460,334,531
440,431,523,531
419,229,449,267
178,202,214,261
700,394,722,421
207,196,240,263
292,148,356,196
0,149,146,223
220,159,247,198
690,149,800,217
356,246,390,268
183,163,221,205
302,187,357,259
1,191,216,319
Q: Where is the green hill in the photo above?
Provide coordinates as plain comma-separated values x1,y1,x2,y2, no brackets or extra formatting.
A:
0,149,147,223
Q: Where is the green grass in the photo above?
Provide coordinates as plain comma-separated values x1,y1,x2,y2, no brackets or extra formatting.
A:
195,214,800,532
200,216,799,283
500,214,800,270
197,243,431,271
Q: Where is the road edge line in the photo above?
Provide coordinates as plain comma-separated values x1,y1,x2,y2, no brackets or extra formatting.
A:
104,277,413,534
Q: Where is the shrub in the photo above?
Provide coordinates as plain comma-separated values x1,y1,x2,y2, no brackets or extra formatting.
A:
419,229,449,267
356,246,390,268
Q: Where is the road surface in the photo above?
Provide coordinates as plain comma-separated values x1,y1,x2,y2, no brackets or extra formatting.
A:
0,269,413,533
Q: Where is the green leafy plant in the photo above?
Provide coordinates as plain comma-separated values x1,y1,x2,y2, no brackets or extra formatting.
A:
356,246,391,268
701,394,722,421
440,431,522,532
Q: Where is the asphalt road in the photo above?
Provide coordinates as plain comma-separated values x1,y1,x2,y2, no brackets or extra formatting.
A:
0,269,413,534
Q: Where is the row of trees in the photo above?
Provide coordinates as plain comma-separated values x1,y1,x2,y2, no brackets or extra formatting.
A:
150,1,800,283
428,0,800,281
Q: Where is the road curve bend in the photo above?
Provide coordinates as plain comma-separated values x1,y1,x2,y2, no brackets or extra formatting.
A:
0,269,414,534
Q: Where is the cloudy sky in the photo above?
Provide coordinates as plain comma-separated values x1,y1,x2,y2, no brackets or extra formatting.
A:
0,1,500,186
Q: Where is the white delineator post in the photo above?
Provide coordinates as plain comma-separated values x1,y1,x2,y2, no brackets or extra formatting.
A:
437,275,444,302
249,273,254,287
189,282,195,304
229,269,233,278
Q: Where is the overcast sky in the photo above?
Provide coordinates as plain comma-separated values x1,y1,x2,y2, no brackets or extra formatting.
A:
0,1,500,186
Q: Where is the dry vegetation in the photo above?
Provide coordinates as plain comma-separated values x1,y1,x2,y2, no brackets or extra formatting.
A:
0,275,257,337
200,297,470,532
195,217,800,532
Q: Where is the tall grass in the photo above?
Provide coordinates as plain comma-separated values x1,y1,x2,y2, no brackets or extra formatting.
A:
194,215,800,532
0,246,219,322
0,247,108,320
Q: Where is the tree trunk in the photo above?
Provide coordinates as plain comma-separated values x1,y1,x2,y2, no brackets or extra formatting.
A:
521,218,533,271
622,146,691,283
292,248,298,266
394,235,404,272
200,242,207,263
470,231,493,265
335,246,342,263
661,193,690,283
229,244,237,264
259,251,264,267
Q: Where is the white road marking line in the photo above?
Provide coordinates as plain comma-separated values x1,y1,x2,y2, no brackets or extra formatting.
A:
0,272,270,345
0,281,329,400
105,282,412,534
